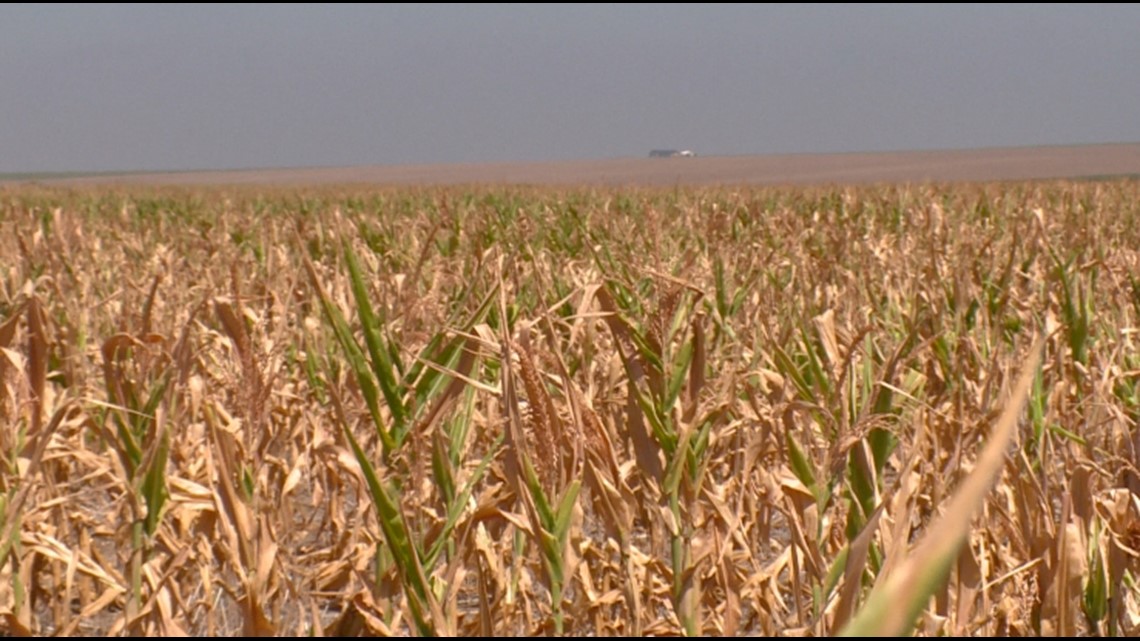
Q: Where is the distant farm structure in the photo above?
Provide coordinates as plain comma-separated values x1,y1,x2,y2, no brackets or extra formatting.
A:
649,149,696,158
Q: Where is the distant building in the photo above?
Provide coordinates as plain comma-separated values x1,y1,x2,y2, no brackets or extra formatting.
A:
649,149,696,158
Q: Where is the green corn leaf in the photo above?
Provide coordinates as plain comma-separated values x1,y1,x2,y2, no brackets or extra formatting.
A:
800,326,832,401
867,428,896,476
1084,526,1107,624
139,428,169,538
664,426,694,498
342,423,437,636
786,432,818,495
305,255,395,453
319,284,395,453
632,381,676,454
554,480,581,544
823,545,850,604
344,243,408,431
538,528,564,586
629,327,665,375
774,345,815,404
729,284,749,317
410,286,497,413
424,433,502,569
520,456,555,530
411,334,466,417
139,373,170,431
430,436,456,508
665,340,694,411
114,415,142,475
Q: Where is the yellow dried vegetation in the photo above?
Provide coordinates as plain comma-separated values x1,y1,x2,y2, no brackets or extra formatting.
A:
0,180,1138,635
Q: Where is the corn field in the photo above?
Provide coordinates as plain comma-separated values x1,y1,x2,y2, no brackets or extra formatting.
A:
1,181,1139,636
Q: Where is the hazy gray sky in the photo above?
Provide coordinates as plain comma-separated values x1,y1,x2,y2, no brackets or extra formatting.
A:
3,4,1139,173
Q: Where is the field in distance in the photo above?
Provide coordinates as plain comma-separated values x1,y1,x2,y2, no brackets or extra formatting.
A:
1,174,1139,636
12,141,1140,187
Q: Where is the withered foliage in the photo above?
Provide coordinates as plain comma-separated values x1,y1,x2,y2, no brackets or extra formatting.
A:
0,181,1138,635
